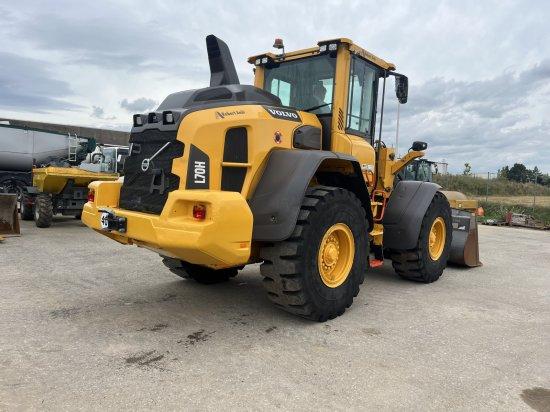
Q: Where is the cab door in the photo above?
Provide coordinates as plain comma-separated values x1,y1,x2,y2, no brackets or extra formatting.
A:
330,51,379,173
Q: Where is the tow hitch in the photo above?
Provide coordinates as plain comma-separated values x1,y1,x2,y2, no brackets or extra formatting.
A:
99,209,127,233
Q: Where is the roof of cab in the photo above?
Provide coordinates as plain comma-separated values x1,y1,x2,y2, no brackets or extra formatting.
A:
248,37,395,71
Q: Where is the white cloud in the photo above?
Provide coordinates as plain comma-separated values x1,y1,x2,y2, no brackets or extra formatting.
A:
0,0,549,172
120,98,157,112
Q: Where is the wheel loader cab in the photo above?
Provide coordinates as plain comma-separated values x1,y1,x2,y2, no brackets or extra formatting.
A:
250,38,396,168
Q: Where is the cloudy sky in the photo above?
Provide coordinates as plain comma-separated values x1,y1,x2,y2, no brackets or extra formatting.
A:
1,0,549,173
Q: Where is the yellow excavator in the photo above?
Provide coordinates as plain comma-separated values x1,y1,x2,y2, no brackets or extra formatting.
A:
82,35,479,321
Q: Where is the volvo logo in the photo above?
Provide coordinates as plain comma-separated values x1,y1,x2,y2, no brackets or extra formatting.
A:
263,106,301,122
140,141,172,173
267,108,298,119
141,158,151,172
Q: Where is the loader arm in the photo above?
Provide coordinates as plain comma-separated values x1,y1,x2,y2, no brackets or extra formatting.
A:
390,150,425,175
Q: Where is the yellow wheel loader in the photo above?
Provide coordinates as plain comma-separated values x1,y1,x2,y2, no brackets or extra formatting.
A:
83,35,475,321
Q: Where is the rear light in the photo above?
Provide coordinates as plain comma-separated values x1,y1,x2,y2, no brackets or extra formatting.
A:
87,190,95,202
192,204,206,220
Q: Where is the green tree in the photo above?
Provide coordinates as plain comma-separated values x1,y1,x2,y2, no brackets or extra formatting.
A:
539,174,550,187
532,166,542,184
463,163,472,176
497,165,510,179
507,163,529,183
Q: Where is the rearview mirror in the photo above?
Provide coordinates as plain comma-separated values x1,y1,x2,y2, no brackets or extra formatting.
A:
395,75,408,104
411,141,427,151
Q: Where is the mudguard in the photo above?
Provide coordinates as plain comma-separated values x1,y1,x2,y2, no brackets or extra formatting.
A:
249,150,371,242
382,181,441,249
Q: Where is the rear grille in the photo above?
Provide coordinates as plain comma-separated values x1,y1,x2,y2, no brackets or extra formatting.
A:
119,129,184,214
221,127,248,192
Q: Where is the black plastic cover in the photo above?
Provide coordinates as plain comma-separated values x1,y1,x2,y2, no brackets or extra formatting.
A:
293,125,322,150
249,150,370,241
157,85,281,112
206,35,240,86
119,129,184,214
382,181,440,249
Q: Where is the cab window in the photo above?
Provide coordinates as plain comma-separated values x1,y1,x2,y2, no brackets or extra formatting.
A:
264,54,336,114
269,79,291,106
347,56,377,137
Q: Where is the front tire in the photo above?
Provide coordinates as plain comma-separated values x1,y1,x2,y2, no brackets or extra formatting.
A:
260,186,368,322
389,192,452,283
161,257,238,284
34,194,53,228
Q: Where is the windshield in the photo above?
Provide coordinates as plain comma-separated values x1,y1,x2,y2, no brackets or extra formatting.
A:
263,54,336,114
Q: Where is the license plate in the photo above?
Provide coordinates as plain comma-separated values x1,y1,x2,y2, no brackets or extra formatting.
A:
100,212,110,229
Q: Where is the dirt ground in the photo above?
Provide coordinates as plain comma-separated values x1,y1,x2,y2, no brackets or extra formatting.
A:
1,220,549,410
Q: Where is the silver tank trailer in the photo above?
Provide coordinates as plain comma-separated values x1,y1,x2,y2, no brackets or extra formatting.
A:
0,125,76,171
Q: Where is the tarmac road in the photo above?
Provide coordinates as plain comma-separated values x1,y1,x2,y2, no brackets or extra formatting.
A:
1,219,549,410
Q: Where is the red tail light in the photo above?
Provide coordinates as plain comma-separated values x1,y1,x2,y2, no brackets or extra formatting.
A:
193,204,206,220
87,190,95,202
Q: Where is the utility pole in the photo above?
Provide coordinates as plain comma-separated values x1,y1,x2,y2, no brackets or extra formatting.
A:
533,176,537,216
486,172,490,202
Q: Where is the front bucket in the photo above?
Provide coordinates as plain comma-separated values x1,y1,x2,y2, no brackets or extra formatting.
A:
449,208,481,267
0,193,20,237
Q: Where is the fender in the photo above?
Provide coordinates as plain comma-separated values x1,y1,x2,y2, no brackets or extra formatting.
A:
249,150,372,242
382,181,441,249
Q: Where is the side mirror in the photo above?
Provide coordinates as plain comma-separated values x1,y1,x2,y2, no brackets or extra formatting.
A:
411,141,427,151
395,75,408,104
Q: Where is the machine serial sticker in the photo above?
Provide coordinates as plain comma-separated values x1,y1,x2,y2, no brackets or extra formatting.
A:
263,106,301,122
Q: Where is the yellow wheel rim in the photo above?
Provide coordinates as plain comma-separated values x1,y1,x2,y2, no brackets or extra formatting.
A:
428,217,446,261
318,223,355,288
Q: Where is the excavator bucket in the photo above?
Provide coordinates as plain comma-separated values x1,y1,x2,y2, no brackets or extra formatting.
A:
449,208,481,267
0,193,20,237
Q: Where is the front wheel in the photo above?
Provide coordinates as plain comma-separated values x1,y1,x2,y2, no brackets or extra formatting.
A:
34,194,53,228
260,186,368,322
161,257,238,284
389,192,452,283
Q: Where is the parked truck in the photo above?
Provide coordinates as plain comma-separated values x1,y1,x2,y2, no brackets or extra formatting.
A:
0,124,94,197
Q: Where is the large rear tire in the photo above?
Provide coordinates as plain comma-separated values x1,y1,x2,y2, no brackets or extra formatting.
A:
20,193,34,221
34,194,53,228
389,192,452,283
161,257,238,284
259,186,368,322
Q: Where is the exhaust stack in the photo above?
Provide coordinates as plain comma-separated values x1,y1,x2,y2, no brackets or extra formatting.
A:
206,35,240,86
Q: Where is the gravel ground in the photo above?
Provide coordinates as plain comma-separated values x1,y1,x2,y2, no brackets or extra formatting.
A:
1,219,549,411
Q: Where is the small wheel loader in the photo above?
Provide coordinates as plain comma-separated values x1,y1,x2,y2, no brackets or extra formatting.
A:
83,35,479,321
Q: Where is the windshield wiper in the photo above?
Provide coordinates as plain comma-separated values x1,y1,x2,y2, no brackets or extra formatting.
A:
303,103,330,112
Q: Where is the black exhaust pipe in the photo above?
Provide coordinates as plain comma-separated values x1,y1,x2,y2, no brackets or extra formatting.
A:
206,35,240,87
